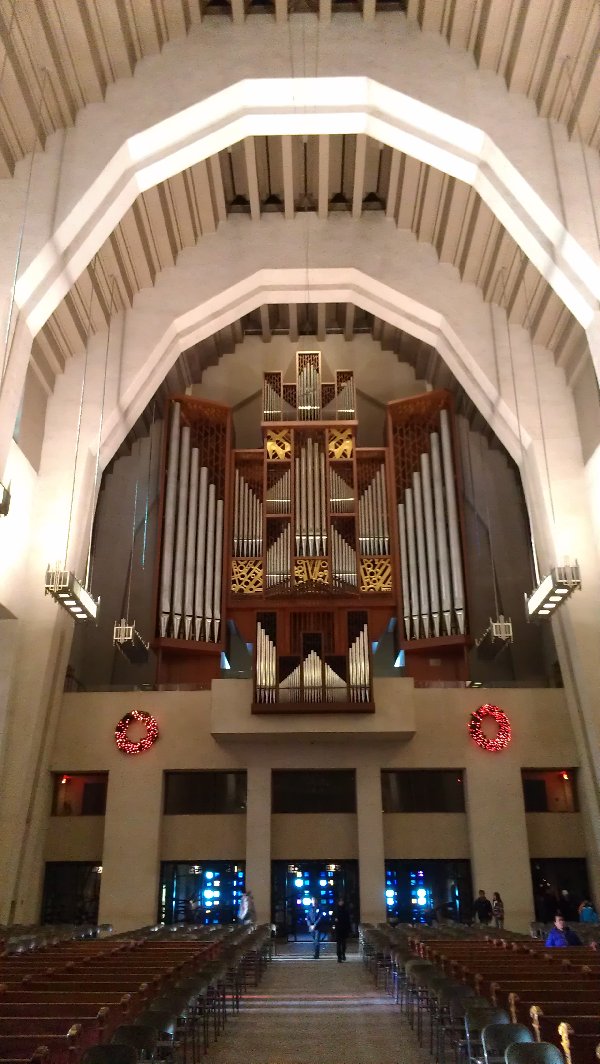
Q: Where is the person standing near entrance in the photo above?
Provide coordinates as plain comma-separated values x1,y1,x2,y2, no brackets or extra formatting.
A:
333,897,351,962
306,897,327,958
492,892,504,929
473,889,493,926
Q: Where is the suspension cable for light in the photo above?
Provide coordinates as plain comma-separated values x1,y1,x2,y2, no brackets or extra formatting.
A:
497,261,582,622
470,426,513,656
113,465,150,664
45,263,106,623
0,67,50,519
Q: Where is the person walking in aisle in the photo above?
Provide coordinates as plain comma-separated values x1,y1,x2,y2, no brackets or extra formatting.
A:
306,897,328,958
333,897,352,962
492,892,504,929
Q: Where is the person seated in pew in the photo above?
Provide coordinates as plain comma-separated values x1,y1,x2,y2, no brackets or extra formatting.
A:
544,912,583,947
578,899,599,924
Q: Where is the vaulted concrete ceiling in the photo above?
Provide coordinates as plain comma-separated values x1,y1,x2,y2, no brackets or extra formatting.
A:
32,132,589,397
0,0,598,184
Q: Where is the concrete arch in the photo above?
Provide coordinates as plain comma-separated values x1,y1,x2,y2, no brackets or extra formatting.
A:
83,216,527,455
17,76,598,339
1,20,598,477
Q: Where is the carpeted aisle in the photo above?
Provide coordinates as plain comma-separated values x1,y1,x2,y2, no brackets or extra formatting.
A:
206,941,429,1063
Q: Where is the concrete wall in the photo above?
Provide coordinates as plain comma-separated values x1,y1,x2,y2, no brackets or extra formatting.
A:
40,679,586,932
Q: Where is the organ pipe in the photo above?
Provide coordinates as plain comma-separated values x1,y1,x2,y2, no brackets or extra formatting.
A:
172,424,190,639
295,438,327,556
159,402,180,636
420,452,441,637
233,471,263,557
430,432,452,636
194,467,208,641
440,409,465,634
412,470,430,639
394,408,466,641
204,483,216,642
397,503,411,640
405,487,420,639
358,464,388,555
213,498,224,643
184,447,199,640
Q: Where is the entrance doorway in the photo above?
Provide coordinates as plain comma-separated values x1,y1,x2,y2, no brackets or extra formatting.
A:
158,861,245,925
385,859,472,924
271,860,359,939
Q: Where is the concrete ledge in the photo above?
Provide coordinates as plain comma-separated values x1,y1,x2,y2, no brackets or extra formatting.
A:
211,677,416,741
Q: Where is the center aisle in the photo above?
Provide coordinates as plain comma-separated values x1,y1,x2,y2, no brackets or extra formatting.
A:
206,940,428,1063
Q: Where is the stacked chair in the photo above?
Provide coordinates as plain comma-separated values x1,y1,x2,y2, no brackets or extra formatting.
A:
0,922,273,1063
361,922,600,1064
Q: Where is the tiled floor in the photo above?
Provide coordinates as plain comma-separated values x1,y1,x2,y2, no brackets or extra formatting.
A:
206,941,429,1063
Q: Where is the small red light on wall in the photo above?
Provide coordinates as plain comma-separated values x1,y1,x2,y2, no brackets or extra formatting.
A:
61,775,70,785
562,772,569,781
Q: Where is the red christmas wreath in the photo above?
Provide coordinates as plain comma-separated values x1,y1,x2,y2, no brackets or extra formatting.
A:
468,704,511,752
115,710,159,755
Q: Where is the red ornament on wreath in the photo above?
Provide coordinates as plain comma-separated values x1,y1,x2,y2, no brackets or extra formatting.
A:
468,704,511,752
115,710,159,755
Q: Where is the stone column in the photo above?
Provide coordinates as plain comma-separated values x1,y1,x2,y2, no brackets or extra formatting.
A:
245,765,271,923
356,764,386,924
98,756,163,932
465,757,534,933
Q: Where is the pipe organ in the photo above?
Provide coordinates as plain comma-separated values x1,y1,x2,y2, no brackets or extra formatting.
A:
155,356,469,692
154,397,231,684
388,392,468,675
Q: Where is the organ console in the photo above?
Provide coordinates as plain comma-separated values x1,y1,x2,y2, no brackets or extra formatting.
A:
153,354,469,695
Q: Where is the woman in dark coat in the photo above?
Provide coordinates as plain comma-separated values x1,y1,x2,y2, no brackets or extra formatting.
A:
333,898,352,962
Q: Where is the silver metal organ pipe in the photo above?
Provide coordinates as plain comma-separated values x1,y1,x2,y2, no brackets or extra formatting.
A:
184,447,199,640
420,452,440,637
439,409,465,633
295,457,301,553
320,450,327,552
378,468,389,553
233,468,239,555
307,438,315,555
204,482,216,642
194,466,208,641
405,486,420,639
172,424,190,639
413,469,430,638
373,478,382,555
430,432,452,635
160,403,181,636
300,443,307,555
367,483,376,554
397,503,411,639
213,498,224,643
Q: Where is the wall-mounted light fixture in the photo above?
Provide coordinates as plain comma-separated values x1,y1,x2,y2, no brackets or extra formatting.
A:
113,618,149,663
525,563,581,620
44,565,100,622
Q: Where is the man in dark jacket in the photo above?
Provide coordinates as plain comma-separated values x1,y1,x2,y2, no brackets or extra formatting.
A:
473,890,493,926
306,898,328,958
333,898,352,962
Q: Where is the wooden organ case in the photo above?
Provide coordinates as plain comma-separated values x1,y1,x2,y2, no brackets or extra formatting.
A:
229,351,389,712
154,356,470,696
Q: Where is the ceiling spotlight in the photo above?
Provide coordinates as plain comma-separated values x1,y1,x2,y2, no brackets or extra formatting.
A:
525,563,581,621
45,565,99,623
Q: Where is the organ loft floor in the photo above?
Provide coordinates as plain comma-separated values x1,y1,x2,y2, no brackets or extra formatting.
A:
205,941,428,1063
